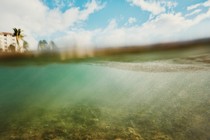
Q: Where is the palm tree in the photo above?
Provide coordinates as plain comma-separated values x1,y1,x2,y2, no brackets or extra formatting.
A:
38,40,48,51
48,41,58,51
23,40,29,52
13,28,24,52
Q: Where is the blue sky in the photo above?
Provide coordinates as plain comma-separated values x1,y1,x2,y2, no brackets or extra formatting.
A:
41,0,207,29
0,0,210,49
41,0,150,29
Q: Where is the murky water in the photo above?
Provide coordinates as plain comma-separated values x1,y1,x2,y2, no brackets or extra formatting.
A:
0,48,210,140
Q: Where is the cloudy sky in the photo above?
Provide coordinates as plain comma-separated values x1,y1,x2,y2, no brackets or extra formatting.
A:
0,0,210,49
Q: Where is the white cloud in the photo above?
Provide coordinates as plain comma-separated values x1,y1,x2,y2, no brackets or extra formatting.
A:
187,0,210,11
0,0,105,49
128,17,137,24
55,8,210,49
106,19,118,30
186,9,202,17
128,0,165,15
204,0,210,7
127,0,177,15
187,3,201,11
192,8,210,25
80,0,105,20
165,1,178,9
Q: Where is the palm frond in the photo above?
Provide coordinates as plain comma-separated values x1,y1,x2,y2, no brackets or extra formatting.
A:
17,29,21,36
13,28,18,36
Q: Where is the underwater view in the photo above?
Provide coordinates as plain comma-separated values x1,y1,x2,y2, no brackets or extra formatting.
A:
0,46,210,140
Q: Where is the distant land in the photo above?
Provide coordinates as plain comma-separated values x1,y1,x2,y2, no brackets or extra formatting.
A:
95,37,210,56
0,37,210,65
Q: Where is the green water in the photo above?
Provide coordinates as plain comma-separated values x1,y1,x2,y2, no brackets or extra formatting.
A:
0,49,210,139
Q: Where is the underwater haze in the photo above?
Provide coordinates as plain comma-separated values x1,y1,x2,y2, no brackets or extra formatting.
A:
0,47,210,140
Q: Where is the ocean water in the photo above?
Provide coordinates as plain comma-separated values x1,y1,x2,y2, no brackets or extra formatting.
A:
0,48,210,140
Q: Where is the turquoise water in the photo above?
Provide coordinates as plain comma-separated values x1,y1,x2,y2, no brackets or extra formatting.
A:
0,50,210,139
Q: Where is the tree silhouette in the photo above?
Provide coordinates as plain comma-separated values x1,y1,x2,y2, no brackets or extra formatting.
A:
23,41,29,52
12,28,24,52
38,40,48,51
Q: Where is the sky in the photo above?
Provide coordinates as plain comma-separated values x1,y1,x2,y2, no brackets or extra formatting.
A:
0,0,210,49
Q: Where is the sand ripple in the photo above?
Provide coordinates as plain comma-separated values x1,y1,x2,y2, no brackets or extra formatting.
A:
95,61,210,72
